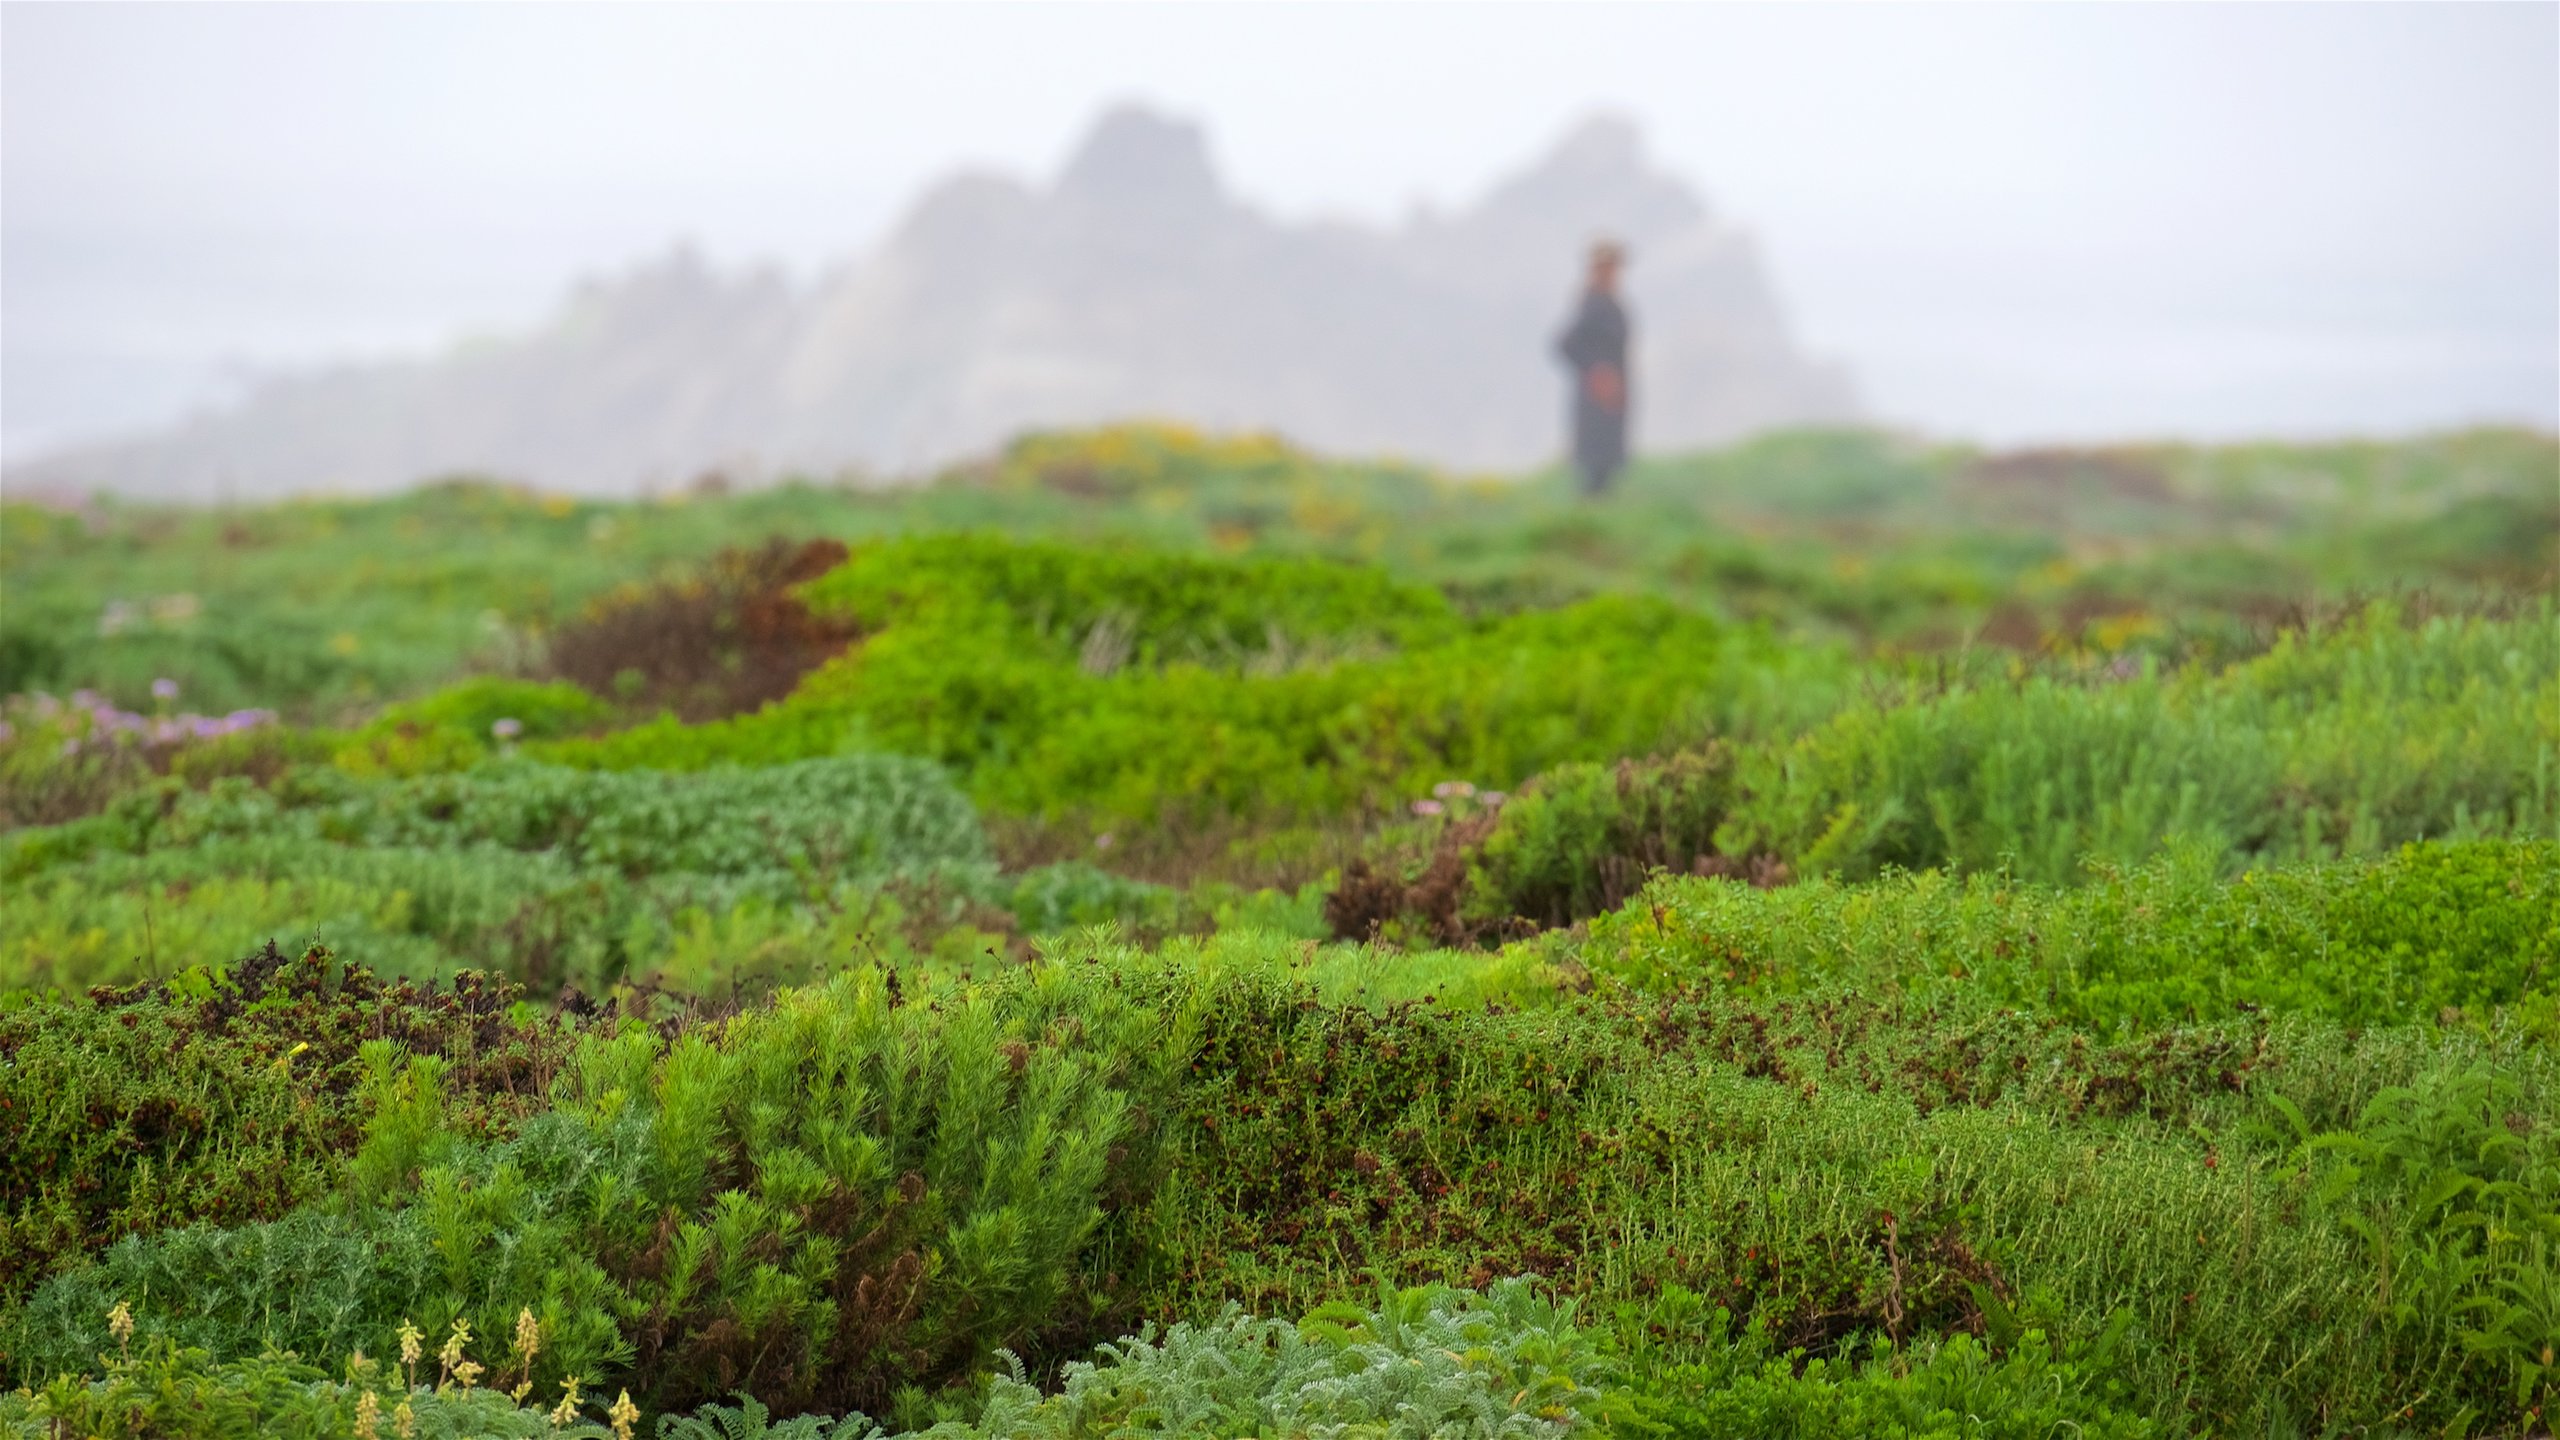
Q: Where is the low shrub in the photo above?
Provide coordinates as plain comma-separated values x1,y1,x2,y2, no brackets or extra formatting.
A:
0,1340,621,1439
8,940,2547,1433
1465,747,1761,929
1606,1286,2154,1439
1721,607,2559,883
712,1279,1614,1440
9,964,1202,1417
1324,610,2557,951
1,755,1006,995
540,537,858,724
792,532,1465,665
334,678,614,778
1,836,1191,1000
1577,839,2560,1030
11,761,836,881
3,837,658,995
1327,748,1769,945
0,943,582,1312
2267,1062,2560,1418
313,755,991,880
539,536,1844,831
1129,962,2551,1433
0,690,324,830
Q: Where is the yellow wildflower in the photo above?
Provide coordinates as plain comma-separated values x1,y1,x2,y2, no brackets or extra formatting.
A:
550,1374,585,1427
438,1316,473,1390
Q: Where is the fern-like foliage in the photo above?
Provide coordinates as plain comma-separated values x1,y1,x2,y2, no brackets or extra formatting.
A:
10,963,1203,1418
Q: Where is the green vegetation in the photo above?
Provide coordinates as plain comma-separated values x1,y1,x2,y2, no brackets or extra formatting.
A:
7,424,2549,720
0,753,1195,996
0,945,578,1312
2,424,2554,1436
546,535,1842,838
11,965,1190,1418
1577,840,2559,1030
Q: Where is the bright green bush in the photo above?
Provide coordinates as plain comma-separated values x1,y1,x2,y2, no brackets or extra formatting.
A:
1606,1286,2154,1439
1325,609,2555,950
544,536,1842,831
367,678,616,746
1000,862,1179,937
795,531,1465,663
1464,748,1742,929
1577,839,2560,1030
328,678,611,779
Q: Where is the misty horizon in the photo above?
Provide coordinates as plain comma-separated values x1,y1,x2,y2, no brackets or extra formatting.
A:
4,2,2555,490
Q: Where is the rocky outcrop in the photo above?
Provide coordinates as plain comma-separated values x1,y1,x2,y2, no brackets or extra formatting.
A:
8,107,1857,498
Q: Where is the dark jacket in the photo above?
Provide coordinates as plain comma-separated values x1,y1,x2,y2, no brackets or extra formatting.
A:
1554,289,1630,484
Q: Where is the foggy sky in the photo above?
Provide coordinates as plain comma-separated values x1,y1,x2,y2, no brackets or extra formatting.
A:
5,2,2555,467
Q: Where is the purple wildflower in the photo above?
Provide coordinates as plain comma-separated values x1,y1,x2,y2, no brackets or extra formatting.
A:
491,717,524,741
1411,799,1446,817
151,677,180,701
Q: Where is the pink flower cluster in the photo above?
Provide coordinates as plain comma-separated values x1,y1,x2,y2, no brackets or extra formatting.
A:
1410,780,1508,818
10,688,278,754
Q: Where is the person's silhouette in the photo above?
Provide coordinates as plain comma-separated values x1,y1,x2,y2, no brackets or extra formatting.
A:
1554,241,1631,497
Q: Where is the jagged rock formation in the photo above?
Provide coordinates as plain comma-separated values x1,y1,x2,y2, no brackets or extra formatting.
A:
8,107,1858,498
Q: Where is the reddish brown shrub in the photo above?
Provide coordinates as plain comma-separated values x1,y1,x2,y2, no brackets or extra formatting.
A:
542,537,856,722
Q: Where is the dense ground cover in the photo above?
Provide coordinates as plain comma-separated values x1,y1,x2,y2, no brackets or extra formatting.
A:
2,424,2554,1437
6,424,2550,720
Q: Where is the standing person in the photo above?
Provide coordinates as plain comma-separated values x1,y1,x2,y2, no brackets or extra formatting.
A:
1554,240,1632,497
